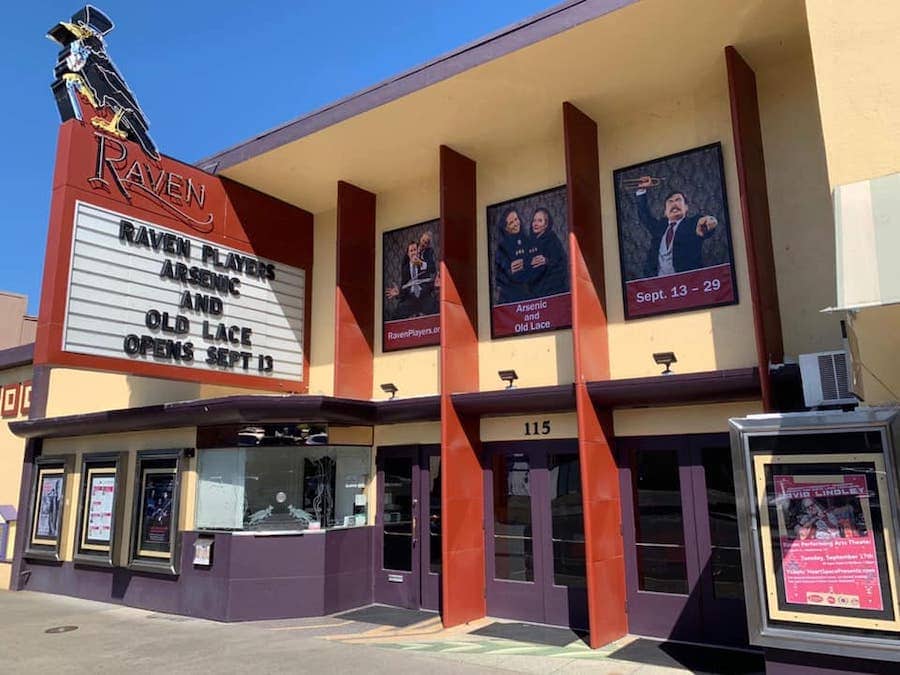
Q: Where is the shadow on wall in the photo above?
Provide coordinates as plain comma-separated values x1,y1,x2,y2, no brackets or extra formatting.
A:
127,375,206,410
711,47,840,374
554,332,575,384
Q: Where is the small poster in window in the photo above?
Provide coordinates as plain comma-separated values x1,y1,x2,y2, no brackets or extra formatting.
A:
35,473,64,540
137,468,175,558
86,474,116,543
774,474,882,611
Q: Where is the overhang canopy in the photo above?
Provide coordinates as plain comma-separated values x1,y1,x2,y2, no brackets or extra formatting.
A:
200,0,809,215
10,368,759,440
0,343,34,370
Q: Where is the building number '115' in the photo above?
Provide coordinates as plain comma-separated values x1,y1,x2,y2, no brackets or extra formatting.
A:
524,420,551,436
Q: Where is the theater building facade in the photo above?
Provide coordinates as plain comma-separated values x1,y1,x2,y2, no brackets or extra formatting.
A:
10,1,900,671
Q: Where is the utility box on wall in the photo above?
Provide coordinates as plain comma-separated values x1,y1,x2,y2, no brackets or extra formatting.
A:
729,409,900,663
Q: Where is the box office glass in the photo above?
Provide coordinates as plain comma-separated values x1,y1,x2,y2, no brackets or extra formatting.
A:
195,445,370,532
730,409,900,663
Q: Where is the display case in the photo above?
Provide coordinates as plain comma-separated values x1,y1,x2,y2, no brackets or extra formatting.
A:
730,408,900,662
73,452,127,567
24,456,74,562
129,450,183,575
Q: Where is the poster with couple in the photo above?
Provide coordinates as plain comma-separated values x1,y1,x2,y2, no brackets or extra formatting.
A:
382,219,441,352
487,185,571,338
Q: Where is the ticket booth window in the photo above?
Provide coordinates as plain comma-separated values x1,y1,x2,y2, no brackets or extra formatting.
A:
196,445,370,532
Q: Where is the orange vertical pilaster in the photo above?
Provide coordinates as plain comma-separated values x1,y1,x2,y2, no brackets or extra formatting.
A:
564,102,628,648
334,181,376,399
438,145,485,627
726,47,783,412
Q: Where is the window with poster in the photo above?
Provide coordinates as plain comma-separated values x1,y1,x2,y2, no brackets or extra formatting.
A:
731,410,900,662
194,424,371,533
25,457,72,561
74,453,126,567
129,450,182,575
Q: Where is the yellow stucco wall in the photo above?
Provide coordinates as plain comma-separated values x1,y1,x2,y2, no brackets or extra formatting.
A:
373,421,441,447
756,49,841,356
0,364,30,588
805,0,900,189
41,428,196,564
805,0,900,404
598,60,756,378
481,413,577,442
373,175,441,398
476,136,574,390
614,400,764,437
847,306,900,407
1,522,17,587
308,208,336,396
43,368,271,418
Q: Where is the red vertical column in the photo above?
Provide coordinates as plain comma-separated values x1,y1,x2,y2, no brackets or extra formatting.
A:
334,181,376,399
564,102,628,648
438,145,485,627
726,46,783,412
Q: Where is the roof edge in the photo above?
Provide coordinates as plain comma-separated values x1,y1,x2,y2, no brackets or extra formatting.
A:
0,342,34,370
197,0,637,173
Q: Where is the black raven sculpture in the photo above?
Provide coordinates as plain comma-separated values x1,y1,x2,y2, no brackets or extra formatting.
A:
48,5,159,160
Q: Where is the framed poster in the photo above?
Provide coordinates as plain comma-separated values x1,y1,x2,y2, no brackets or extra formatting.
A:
32,469,65,544
130,451,181,574
382,219,441,351
487,185,571,338
753,452,900,631
25,458,71,560
74,454,125,565
613,143,738,319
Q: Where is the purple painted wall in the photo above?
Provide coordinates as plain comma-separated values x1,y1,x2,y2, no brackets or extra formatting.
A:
18,528,373,621
765,649,896,675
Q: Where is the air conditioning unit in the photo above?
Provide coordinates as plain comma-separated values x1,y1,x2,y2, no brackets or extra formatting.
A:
799,350,856,408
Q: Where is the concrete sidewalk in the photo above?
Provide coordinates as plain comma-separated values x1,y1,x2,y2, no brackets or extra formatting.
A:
0,591,688,674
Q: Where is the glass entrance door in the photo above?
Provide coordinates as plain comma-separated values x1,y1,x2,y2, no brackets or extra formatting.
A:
484,440,587,629
374,445,441,611
619,434,747,647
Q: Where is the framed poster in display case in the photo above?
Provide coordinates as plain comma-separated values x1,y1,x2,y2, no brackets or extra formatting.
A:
74,453,126,566
487,185,571,338
613,143,738,319
382,219,441,351
129,450,182,575
754,453,898,627
25,456,73,561
730,409,900,663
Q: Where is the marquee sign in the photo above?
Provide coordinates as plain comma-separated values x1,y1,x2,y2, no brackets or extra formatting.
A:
64,202,305,382
49,6,159,159
39,7,313,391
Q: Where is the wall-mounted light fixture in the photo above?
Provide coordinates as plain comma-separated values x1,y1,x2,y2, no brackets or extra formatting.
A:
653,352,677,375
498,369,518,389
380,383,398,399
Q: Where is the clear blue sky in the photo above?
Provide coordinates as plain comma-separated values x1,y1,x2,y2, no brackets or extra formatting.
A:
1,1,558,315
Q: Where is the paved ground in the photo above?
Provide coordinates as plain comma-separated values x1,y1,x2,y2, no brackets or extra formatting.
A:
0,591,697,674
